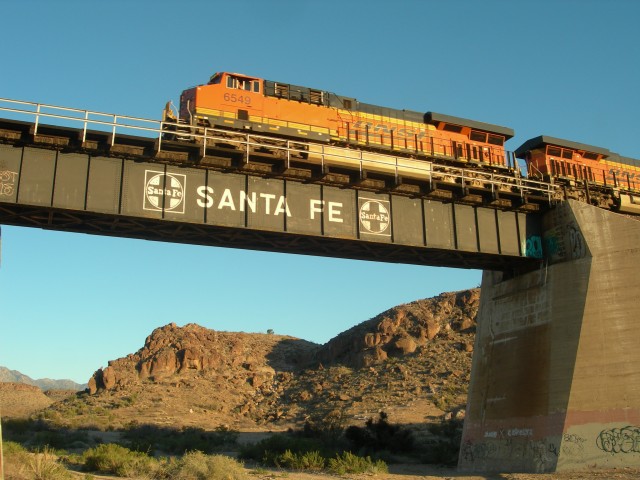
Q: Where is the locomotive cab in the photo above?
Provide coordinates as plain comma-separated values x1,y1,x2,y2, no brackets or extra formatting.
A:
179,72,265,129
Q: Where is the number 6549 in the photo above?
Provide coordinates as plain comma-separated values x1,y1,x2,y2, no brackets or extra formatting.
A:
223,93,251,105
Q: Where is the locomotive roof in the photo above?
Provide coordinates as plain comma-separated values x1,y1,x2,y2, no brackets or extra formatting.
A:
424,112,514,139
514,135,611,159
606,153,640,167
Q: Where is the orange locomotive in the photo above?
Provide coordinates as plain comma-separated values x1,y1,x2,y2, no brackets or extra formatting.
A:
166,71,640,214
171,71,515,170
515,136,640,214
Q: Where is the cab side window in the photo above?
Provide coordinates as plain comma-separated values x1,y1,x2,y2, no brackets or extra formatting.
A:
226,76,260,93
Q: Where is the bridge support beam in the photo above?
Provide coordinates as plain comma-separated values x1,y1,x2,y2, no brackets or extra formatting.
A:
459,200,640,472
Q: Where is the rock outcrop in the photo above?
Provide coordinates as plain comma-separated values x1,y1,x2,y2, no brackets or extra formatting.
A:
88,323,316,394
315,289,478,368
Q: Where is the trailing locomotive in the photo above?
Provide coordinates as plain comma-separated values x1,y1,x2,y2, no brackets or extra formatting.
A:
163,71,640,215
515,136,640,214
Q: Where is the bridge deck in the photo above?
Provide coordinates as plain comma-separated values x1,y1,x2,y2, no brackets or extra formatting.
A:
0,99,552,271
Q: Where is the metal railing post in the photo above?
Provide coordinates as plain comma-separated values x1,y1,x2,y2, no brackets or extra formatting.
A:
395,157,399,184
34,103,41,135
82,110,89,143
287,140,291,169
203,127,208,155
245,133,250,164
111,115,117,146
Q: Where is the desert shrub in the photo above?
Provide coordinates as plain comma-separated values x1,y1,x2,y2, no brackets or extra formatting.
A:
30,429,90,451
3,418,39,436
164,451,247,480
3,444,72,480
3,440,29,455
2,418,90,451
238,433,329,466
433,384,466,412
239,432,390,474
81,443,159,477
123,424,238,455
3,441,31,480
327,451,388,475
28,446,73,480
301,408,348,444
422,417,463,465
242,413,416,469
273,449,325,471
2,419,47,444
344,411,414,455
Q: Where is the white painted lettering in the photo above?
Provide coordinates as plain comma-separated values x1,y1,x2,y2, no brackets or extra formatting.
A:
308,199,343,223
197,187,334,223
328,201,343,223
260,193,276,214
196,186,214,208
241,191,256,213
218,188,236,210
310,199,323,220
274,196,292,217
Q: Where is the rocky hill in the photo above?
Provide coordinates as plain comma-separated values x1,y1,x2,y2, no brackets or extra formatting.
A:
15,289,479,432
0,383,54,417
316,288,478,367
0,366,86,391
39,289,476,429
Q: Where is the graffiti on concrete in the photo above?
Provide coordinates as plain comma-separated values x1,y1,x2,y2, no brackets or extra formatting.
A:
525,235,543,259
542,221,587,263
543,226,566,263
544,235,559,257
508,428,533,437
561,433,586,457
596,426,640,454
461,436,556,472
567,223,586,259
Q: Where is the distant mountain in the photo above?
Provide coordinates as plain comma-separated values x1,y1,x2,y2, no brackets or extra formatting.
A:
0,366,86,391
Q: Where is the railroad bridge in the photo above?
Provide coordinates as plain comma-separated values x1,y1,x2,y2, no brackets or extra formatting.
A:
0,99,638,473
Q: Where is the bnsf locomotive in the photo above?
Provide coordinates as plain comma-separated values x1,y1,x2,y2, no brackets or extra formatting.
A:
163,71,640,215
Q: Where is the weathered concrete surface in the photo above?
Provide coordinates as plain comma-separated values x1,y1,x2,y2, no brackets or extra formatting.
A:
459,200,640,473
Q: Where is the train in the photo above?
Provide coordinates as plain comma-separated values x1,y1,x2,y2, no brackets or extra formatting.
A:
162,71,640,215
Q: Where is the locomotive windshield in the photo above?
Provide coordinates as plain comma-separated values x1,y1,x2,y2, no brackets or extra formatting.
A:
226,75,260,93
208,72,222,84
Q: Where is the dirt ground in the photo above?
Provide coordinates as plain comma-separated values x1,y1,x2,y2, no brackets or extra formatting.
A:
243,465,640,480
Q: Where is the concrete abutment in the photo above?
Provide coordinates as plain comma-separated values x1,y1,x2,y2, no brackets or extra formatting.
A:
459,200,640,472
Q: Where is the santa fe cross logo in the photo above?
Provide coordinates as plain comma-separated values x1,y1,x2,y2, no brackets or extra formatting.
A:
143,170,186,214
358,198,391,236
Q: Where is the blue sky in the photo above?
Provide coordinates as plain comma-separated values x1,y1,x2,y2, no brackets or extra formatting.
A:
1,0,639,384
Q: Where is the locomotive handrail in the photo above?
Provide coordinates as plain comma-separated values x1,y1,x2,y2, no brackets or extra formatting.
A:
0,97,561,203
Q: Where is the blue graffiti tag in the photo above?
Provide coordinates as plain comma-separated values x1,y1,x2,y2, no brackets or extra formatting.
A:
544,236,558,256
525,235,543,259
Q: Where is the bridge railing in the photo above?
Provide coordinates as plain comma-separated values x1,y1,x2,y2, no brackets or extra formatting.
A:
0,98,161,144
0,97,561,203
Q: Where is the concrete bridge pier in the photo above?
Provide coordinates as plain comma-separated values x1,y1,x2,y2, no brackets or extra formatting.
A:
459,200,640,472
